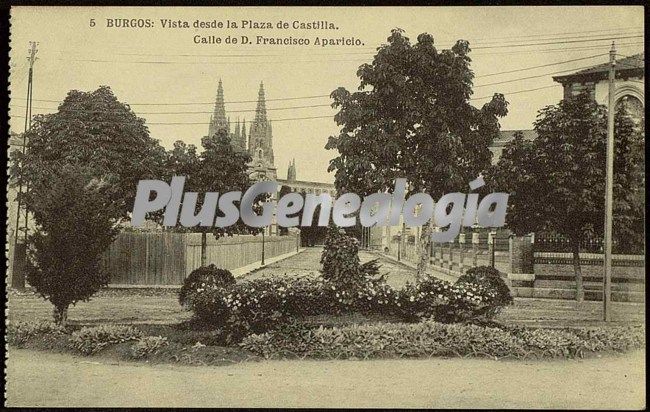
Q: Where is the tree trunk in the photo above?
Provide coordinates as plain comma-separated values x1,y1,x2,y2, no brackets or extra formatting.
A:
416,221,434,280
571,240,584,302
200,232,207,267
53,305,68,326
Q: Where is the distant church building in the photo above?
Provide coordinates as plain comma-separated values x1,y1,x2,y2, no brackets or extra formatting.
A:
206,80,277,180
206,80,336,237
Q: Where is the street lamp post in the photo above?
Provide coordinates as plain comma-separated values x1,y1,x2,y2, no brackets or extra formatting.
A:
248,169,268,267
261,229,265,266
489,231,497,268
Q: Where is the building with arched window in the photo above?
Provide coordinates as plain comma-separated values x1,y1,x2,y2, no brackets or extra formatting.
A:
553,53,644,125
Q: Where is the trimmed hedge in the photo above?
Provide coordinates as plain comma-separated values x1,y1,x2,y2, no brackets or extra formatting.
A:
456,266,513,318
179,265,236,325
240,321,645,360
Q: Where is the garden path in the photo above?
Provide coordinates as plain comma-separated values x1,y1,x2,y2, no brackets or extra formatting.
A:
243,247,417,288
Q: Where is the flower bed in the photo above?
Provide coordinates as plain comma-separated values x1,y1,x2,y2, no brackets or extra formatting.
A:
7,319,644,364
240,320,645,360
180,266,510,343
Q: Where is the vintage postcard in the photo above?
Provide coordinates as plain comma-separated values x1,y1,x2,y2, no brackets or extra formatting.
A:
4,5,646,408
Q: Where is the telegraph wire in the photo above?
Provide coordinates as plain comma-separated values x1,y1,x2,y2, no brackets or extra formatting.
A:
473,63,612,88
11,53,611,108
12,103,336,115
10,83,565,124
470,84,559,101
11,94,333,105
475,53,606,78
470,41,643,56
9,114,336,124
460,34,642,50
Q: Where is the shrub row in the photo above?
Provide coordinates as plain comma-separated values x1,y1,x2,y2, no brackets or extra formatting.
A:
7,322,150,356
179,265,512,342
240,320,646,360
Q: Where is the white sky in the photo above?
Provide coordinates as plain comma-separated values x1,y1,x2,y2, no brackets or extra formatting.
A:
8,6,644,183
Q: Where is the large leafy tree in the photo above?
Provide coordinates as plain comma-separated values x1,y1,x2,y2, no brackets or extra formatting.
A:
487,92,644,301
164,140,201,181
326,29,508,276
10,86,166,320
26,165,120,325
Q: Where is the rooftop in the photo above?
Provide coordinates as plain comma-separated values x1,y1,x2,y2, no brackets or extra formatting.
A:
277,178,335,188
553,53,644,83
492,129,537,147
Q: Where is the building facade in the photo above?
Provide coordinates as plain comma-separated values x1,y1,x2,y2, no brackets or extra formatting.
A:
552,53,644,123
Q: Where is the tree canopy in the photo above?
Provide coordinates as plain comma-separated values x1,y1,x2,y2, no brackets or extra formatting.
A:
487,92,644,248
326,29,508,199
486,92,645,300
12,85,166,221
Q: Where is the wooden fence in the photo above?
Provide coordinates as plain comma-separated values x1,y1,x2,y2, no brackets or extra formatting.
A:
102,232,299,286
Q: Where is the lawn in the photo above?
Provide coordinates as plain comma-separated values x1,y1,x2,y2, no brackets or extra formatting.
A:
7,287,644,327
6,247,644,368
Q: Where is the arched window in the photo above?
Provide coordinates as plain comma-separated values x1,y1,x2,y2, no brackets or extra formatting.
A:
616,95,644,126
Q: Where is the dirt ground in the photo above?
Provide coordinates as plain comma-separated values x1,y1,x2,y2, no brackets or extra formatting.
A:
5,348,645,408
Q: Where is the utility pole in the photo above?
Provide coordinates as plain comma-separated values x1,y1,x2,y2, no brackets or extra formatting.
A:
11,41,38,289
603,42,616,322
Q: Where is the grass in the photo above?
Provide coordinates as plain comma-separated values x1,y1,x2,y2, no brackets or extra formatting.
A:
7,249,644,367
7,286,644,328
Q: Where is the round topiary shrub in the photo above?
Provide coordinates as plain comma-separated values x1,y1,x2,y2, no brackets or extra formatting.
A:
455,266,513,318
178,265,236,307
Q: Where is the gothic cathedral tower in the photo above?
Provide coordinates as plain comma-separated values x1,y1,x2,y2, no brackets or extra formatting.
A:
207,79,229,138
247,82,277,180
206,79,247,151
205,80,276,180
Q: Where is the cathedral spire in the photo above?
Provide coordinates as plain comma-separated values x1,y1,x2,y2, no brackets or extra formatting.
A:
248,81,276,180
208,79,229,137
266,119,273,140
287,158,297,182
254,81,267,124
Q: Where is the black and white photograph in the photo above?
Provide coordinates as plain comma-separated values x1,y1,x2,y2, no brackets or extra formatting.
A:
3,5,646,408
